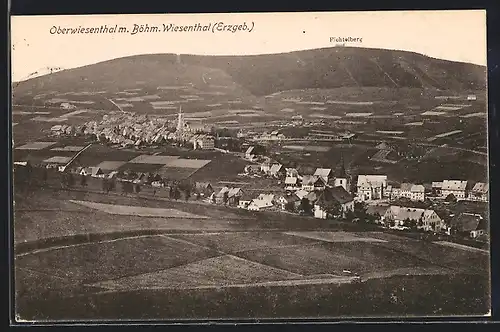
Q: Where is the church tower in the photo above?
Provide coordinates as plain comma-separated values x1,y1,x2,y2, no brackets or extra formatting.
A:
334,152,350,192
176,105,184,132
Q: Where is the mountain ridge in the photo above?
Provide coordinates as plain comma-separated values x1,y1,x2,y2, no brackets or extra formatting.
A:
12,47,486,99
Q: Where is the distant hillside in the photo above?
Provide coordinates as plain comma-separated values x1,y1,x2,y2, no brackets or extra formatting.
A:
12,47,486,99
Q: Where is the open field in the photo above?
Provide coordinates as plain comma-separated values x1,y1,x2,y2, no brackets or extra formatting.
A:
69,200,208,219
16,235,218,283
92,254,305,291
128,155,180,164
16,141,57,150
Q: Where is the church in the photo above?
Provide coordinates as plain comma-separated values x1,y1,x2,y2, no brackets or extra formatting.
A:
175,106,209,134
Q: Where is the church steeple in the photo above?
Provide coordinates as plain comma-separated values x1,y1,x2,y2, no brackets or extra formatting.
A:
176,105,184,132
336,152,348,178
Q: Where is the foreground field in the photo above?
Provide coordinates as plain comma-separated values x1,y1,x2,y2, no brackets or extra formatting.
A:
13,188,490,321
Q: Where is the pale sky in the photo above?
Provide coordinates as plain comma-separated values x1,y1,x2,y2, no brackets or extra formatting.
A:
11,10,487,82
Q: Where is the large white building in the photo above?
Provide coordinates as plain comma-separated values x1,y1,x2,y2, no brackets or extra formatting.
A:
441,180,468,199
398,183,425,201
190,134,215,150
356,175,388,201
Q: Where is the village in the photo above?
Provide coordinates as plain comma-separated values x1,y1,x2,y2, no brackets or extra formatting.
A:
15,120,489,247
13,102,489,248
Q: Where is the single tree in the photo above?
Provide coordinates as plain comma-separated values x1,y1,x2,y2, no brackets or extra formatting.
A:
285,201,296,212
323,200,342,219
345,209,356,222
108,179,116,192
185,188,191,201
174,187,181,200
353,202,368,221
299,198,312,216
80,174,88,187
135,184,141,194
102,178,109,192
445,193,457,203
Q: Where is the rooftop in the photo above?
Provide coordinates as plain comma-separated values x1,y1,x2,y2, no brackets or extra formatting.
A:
442,180,468,191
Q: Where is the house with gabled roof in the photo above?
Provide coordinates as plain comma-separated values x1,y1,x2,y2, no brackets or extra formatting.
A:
410,184,425,201
276,193,301,211
451,212,487,238
383,205,444,232
314,168,332,183
247,193,275,211
216,186,230,204
468,182,488,202
227,187,243,206
302,175,327,191
238,192,255,209
441,180,468,200
260,160,272,174
80,166,103,177
285,168,300,179
399,183,425,201
269,163,284,178
314,186,354,219
285,176,299,191
400,183,413,199
295,189,309,200
195,182,214,197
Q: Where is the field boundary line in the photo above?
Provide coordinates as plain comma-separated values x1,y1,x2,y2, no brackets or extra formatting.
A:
16,266,70,281
434,241,489,254
93,276,358,292
16,234,162,257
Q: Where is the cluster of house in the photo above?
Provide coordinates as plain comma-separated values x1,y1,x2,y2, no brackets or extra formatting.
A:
432,180,488,202
354,175,488,203
356,175,425,202
51,108,215,150
202,184,355,220
52,112,174,147
239,160,356,218
252,131,287,142
237,130,287,141
50,124,77,136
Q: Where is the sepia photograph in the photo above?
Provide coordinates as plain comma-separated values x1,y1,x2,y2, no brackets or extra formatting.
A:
10,10,490,322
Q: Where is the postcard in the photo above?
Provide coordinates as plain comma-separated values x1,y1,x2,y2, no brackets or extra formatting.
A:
11,10,490,322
